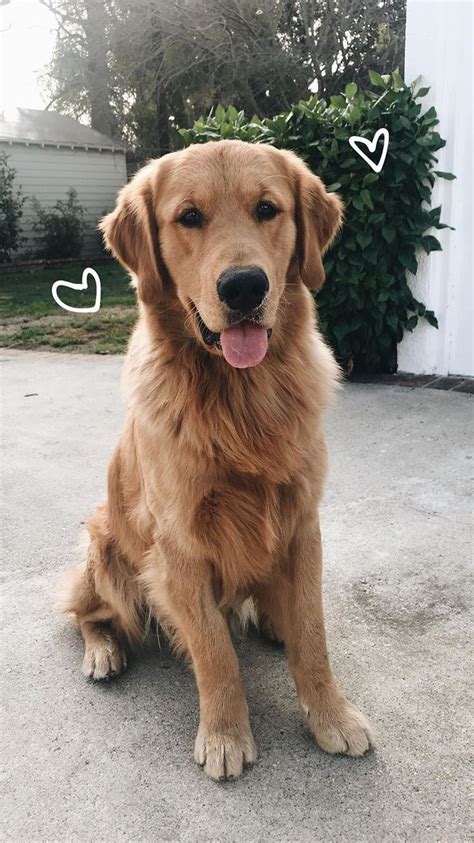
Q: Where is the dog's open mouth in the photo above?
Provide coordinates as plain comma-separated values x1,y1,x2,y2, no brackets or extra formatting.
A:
197,314,272,369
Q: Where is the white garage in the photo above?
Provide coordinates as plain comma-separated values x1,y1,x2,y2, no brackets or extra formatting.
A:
0,108,127,259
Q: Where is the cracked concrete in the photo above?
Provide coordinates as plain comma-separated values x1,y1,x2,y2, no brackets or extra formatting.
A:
1,349,472,842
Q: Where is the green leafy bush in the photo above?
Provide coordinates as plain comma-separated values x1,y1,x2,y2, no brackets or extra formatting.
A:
179,72,454,373
32,188,87,260
0,152,26,263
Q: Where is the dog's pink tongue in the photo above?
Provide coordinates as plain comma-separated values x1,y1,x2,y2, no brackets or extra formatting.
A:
220,322,268,368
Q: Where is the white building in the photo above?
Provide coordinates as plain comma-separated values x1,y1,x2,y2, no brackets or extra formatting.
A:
398,0,473,378
0,108,127,258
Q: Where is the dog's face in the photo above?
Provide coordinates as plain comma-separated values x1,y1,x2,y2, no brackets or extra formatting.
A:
101,140,342,368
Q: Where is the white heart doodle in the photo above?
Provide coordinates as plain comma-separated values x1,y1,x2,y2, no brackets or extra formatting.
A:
51,267,101,313
348,128,389,174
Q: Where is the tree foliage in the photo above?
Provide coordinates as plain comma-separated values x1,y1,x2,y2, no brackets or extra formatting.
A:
41,0,115,137
0,153,26,263
32,188,87,259
42,0,405,154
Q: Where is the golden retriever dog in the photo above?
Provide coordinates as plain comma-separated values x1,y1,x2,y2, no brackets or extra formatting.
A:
59,139,372,780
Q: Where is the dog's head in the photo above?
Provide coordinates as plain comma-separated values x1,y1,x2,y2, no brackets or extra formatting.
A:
100,140,342,368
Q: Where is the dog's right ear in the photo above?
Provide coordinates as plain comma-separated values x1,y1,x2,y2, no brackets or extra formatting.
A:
99,161,164,304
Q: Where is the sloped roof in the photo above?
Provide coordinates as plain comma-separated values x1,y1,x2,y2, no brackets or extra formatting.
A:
0,108,126,152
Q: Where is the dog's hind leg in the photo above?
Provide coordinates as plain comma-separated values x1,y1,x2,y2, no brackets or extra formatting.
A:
57,508,142,680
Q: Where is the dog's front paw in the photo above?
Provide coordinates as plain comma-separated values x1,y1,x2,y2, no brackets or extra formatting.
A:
82,630,127,680
305,690,373,757
194,723,257,781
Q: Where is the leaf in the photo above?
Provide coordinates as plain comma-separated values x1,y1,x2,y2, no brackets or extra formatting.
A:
406,315,418,331
399,116,412,131
362,172,379,186
369,212,385,224
386,313,399,331
424,310,439,328
326,182,342,192
422,235,442,253
422,106,438,126
215,104,225,123
391,68,405,91
345,82,358,99
349,106,362,124
368,69,385,88
356,231,372,249
360,189,374,210
417,135,434,147
365,248,379,265
332,323,350,342
434,170,456,180
399,250,418,275
382,225,396,244
417,87,430,97
226,105,238,122
330,95,345,108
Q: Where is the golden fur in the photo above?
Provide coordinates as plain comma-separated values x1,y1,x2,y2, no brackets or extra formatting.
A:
58,140,372,780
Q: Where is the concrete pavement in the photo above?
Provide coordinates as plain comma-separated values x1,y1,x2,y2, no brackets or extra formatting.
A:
1,349,472,842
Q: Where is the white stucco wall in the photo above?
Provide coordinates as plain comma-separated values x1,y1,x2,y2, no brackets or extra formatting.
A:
398,0,473,377
2,143,127,258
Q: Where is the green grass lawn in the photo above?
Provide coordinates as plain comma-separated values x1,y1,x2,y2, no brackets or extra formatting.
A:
0,260,137,353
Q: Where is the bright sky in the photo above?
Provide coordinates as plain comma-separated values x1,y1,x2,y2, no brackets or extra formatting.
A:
0,0,56,114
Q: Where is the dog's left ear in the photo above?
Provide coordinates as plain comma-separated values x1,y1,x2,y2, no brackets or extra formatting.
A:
288,153,343,291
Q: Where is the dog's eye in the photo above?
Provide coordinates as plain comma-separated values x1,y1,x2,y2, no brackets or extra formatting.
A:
178,208,202,228
256,201,279,222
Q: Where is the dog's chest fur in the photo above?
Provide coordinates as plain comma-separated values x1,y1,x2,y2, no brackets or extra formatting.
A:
127,333,328,594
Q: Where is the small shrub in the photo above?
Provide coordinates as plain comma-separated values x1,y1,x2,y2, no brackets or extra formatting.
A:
179,72,454,374
32,188,87,259
0,152,26,263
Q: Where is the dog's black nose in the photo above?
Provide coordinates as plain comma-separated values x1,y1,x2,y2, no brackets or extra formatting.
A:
217,266,269,312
